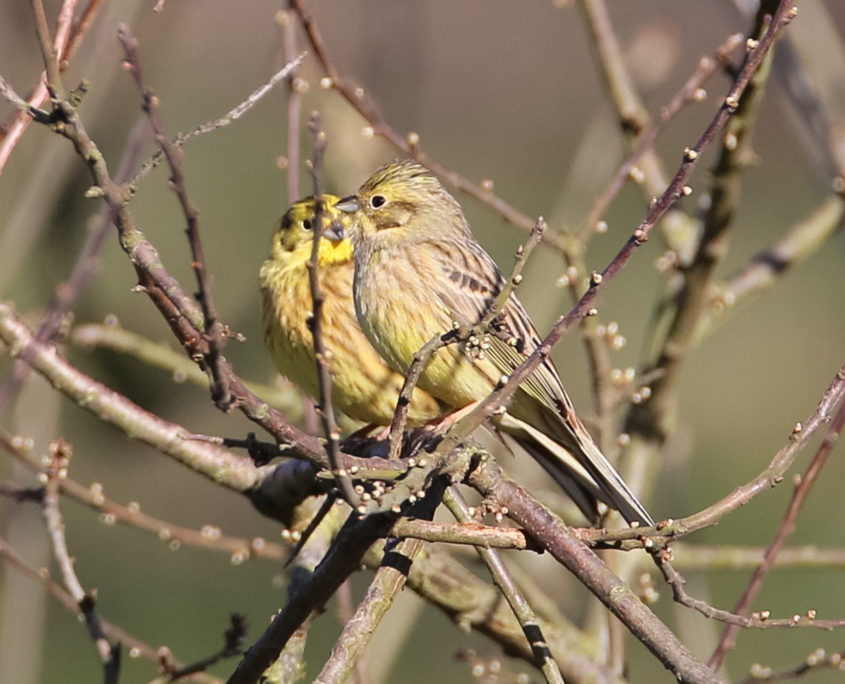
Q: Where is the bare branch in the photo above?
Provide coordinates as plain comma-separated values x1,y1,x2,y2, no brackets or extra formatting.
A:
118,25,231,408
434,0,798,468
305,112,359,507
41,439,120,682
708,391,845,667
466,458,722,683
444,487,563,684
128,53,305,190
316,537,423,683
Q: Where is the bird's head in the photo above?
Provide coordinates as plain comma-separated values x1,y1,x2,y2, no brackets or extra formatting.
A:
270,194,353,265
334,159,468,249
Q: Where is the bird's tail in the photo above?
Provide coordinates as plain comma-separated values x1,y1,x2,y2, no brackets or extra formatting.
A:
498,413,654,527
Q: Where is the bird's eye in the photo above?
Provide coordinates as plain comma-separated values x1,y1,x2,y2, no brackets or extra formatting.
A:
302,219,312,231
370,194,386,209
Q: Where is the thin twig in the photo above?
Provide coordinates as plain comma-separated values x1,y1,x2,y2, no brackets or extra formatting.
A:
41,439,120,682
433,0,797,464
305,112,359,507
657,558,845,630
29,0,63,95
288,0,571,254
0,116,150,420
384,330,456,461
118,25,232,408
128,54,305,190
170,614,247,680
708,394,845,668
444,487,563,684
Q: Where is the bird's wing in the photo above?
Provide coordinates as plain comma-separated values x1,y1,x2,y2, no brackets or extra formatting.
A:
428,237,654,526
428,237,575,418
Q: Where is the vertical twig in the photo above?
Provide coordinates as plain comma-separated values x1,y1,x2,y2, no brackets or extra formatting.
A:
444,488,564,684
305,113,359,507
42,440,120,682
117,25,232,408
29,0,63,94
281,3,302,205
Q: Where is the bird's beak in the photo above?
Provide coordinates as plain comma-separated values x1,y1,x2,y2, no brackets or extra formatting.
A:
334,195,359,213
323,219,346,241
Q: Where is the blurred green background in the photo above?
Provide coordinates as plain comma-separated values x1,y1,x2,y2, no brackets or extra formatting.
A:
1,1,844,681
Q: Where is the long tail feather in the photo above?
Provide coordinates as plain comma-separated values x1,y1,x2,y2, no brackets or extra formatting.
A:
498,414,654,526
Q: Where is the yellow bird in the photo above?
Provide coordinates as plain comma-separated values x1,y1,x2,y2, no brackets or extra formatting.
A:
334,160,654,526
259,195,443,427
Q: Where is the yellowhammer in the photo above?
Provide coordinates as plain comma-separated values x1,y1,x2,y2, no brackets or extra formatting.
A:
333,160,654,526
259,195,442,427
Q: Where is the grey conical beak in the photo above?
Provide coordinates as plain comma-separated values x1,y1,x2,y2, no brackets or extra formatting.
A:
334,195,359,213
323,219,345,241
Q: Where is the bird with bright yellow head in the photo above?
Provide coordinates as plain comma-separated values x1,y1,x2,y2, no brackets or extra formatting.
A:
259,195,442,427
334,160,654,526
